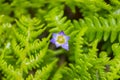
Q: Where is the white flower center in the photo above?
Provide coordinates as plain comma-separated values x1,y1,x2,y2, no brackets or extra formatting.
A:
57,35,65,44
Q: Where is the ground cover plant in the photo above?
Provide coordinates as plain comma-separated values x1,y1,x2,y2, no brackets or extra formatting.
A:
1,0,120,80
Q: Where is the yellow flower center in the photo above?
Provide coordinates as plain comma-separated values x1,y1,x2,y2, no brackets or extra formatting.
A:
57,35,65,44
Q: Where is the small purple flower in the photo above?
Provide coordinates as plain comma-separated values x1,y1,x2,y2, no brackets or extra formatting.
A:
50,31,70,50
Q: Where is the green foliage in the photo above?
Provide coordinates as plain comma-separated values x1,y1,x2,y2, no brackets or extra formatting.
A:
73,15,120,43
1,0,120,80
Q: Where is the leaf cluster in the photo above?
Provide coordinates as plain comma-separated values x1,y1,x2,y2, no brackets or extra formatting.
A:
1,0,120,80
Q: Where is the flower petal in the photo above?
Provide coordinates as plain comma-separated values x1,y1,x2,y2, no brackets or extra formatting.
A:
59,31,65,35
55,42,61,47
65,36,70,41
50,38,55,44
53,33,58,39
61,42,69,50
